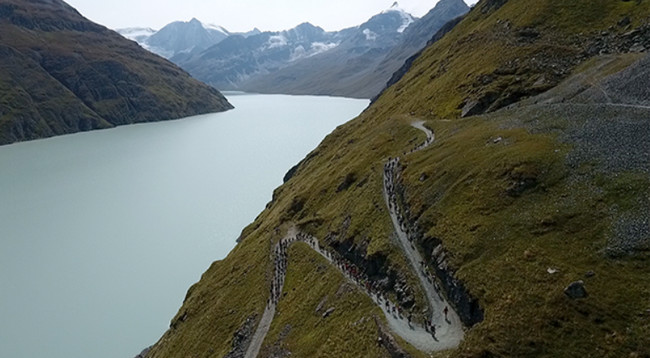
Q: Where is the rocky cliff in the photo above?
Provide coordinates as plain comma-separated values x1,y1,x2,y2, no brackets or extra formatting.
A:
0,0,232,145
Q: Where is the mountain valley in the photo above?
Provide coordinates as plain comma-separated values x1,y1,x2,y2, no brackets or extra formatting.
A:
1,0,648,357
0,0,232,145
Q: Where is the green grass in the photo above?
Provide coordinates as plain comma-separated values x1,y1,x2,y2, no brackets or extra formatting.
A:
372,0,650,120
398,114,649,357
148,94,649,358
261,243,409,357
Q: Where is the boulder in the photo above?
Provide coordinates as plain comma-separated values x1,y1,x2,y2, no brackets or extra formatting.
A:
564,280,588,299
322,307,336,318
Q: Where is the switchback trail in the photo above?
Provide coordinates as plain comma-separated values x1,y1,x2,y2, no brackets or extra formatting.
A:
383,121,464,347
244,121,463,357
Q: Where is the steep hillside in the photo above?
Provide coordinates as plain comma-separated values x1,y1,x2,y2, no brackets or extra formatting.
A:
0,0,232,145
143,1,649,358
373,0,650,117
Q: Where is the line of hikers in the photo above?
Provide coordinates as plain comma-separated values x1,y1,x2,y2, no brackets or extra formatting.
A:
269,230,452,341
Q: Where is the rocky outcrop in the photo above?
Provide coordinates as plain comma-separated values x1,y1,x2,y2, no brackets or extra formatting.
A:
422,238,484,326
224,315,258,358
391,166,484,327
133,346,152,358
374,316,412,358
0,0,232,145
564,281,588,300
322,232,415,308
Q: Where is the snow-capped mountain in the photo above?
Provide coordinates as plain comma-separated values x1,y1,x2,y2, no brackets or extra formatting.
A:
383,2,415,33
240,0,469,98
145,18,229,58
118,18,230,59
117,27,156,43
173,21,343,89
119,1,470,98
176,3,426,94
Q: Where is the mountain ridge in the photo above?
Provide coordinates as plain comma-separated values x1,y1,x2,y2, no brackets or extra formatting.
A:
0,0,232,145
240,0,470,98
114,1,470,99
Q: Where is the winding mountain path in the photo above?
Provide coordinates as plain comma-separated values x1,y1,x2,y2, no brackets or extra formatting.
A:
244,121,463,357
383,121,464,348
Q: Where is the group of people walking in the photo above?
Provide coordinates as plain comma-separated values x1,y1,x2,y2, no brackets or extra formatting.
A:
404,132,434,156
268,235,301,306
267,228,451,342
270,232,422,330
384,154,445,295
382,130,455,341
384,157,414,239
263,125,451,343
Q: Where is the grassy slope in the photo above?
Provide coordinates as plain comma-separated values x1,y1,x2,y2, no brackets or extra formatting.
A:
147,1,649,357
373,0,650,118
400,112,649,357
261,243,391,358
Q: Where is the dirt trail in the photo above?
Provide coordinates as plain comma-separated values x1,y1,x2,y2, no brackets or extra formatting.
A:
244,121,463,357
382,121,464,348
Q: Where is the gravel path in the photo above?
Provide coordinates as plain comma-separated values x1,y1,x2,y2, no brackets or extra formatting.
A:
244,121,464,357
382,121,464,348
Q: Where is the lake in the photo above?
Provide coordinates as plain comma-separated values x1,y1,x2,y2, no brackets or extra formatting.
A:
0,93,368,358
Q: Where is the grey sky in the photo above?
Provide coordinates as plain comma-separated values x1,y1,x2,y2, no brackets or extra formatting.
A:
65,0,478,33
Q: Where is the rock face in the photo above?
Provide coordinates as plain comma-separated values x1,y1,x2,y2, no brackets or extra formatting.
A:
134,346,152,358
564,281,588,299
0,0,233,145
374,316,412,358
224,315,257,358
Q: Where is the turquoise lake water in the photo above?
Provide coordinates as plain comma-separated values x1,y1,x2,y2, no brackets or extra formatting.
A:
0,93,367,358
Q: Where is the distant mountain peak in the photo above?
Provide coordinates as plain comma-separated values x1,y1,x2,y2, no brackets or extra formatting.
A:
202,22,229,35
295,22,317,29
380,2,415,33
383,1,403,12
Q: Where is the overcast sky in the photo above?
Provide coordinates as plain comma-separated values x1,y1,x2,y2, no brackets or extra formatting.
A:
65,0,478,33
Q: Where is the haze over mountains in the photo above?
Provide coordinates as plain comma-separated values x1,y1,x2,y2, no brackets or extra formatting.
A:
118,0,470,98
